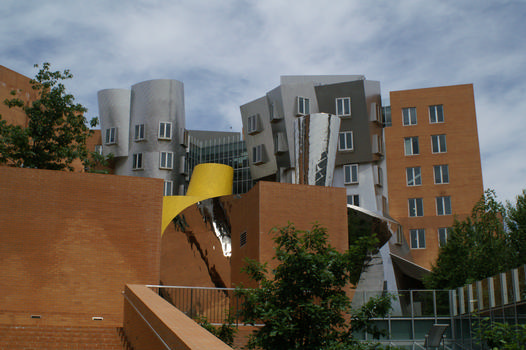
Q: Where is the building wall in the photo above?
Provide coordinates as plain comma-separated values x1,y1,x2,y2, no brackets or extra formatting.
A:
385,84,484,269
0,167,163,326
0,65,37,127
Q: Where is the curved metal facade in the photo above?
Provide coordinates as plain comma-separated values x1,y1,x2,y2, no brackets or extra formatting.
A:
98,88,131,158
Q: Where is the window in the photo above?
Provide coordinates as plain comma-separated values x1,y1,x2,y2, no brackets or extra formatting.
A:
429,105,444,123
163,181,173,196
438,227,450,247
240,231,247,247
159,152,173,169
406,167,422,186
434,165,449,184
383,106,392,127
408,198,424,217
158,122,172,140
347,195,359,206
247,114,260,134
297,97,310,115
338,131,353,151
94,145,103,155
132,153,143,170
404,137,419,155
431,134,447,153
436,196,452,215
410,229,426,249
374,166,383,187
336,97,351,116
402,107,417,126
252,144,264,164
105,127,116,145
344,164,359,184
134,124,145,141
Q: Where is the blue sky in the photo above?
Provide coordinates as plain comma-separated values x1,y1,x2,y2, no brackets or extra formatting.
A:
1,0,525,203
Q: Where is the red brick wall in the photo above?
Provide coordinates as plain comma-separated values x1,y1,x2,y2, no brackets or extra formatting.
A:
0,167,163,326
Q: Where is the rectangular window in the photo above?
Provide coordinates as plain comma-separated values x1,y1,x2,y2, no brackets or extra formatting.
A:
105,127,117,145
434,164,450,184
347,194,359,206
159,122,172,140
338,131,353,151
429,105,444,123
240,231,247,247
163,181,173,196
431,134,447,153
336,97,351,116
438,227,450,247
410,229,426,249
134,124,145,141
132,153,143,170
436,196,452,215
252,144,264,164
402,107,417,126
406,167,422,186
159,152,173,169
344,164,359,184
404,137,419,155
94,145,103,155
408,198,424,217
297,97,310,115
247,114,260,134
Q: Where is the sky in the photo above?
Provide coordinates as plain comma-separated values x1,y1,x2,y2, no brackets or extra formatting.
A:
1,0,525,204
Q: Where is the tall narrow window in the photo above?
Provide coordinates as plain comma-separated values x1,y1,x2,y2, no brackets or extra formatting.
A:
431,134,447,153
402,107,417,126
159,122,172,140
429,105,444,123
132,153,143,170
105,127,117,145
336,97,351,117
408,198,424,217
438,227,450,247
410,229,426,249
436,196,452,215
252,144,264,164
247,115,260,134
240,231,247,247
406,167,422,186
434,165,449,184
404,137,419,155
159,152,173,169
338,131,353,151
343,164,359,184
134,124,145,141
163,181,173,196
297,97,310,115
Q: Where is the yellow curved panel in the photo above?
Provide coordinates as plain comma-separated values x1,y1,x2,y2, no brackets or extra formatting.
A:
161,163,234,235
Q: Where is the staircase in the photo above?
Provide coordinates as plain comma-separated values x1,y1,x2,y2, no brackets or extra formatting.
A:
0,324,133,350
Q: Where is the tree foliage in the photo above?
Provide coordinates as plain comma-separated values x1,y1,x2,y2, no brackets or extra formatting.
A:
0,63,98,171
476,318,526,350
425,189,526,290
236,223,392,350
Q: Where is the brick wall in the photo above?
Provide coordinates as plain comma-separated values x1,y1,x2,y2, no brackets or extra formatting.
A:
0,167,163,326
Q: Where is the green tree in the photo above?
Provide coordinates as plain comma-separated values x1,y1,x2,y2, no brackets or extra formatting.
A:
0,63,98,171
506,189,526,266
236,223,392,350
425,189,519,290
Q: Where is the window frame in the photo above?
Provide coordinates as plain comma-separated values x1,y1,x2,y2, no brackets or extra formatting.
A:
159,151,174,170
247,114,260,134
132,153,143,170
240,231,247,247
406,167,422,186
134,124,145,141
438,227,450,247
402,107,417,126
404,136,419,156
252,144,264,164
158,122,172,140
347,194,360,206
343,164,359,184
436,196,452,216
410,229,426,249
336,97,351,117
431,134,447,153
163,181,173,196
105,127,117,145
429,105,444,123
338,131,354,151
297,96,310,115
408,198,424,217
434,164,450,184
